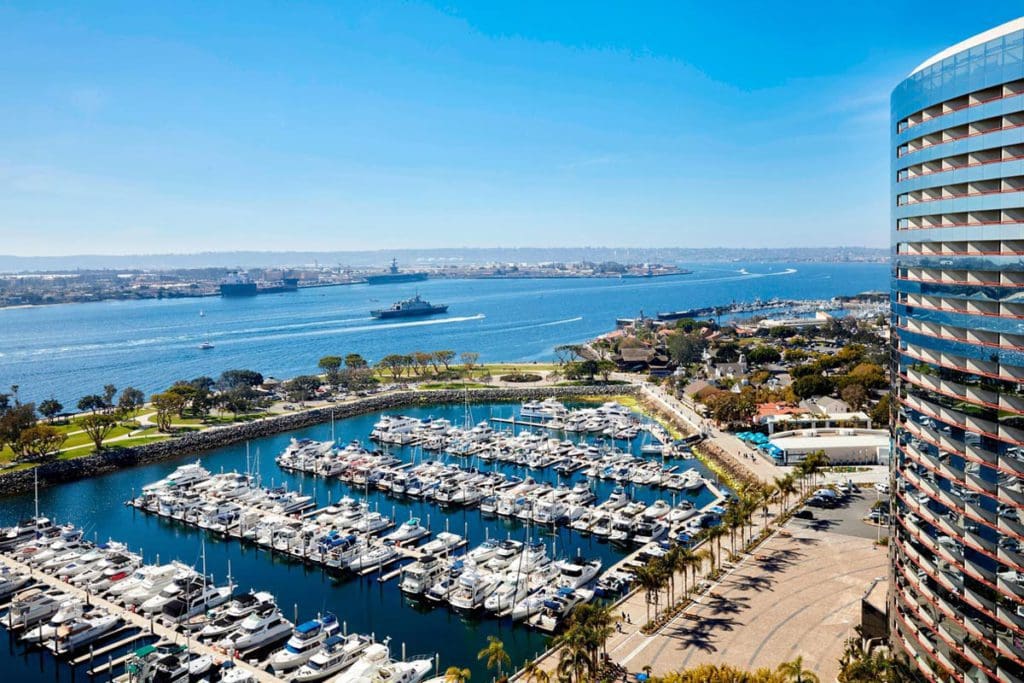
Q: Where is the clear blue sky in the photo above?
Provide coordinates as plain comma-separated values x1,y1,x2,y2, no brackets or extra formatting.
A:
1,2,1021,255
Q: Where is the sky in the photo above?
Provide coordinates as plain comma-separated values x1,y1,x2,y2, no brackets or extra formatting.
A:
1,2,1022,255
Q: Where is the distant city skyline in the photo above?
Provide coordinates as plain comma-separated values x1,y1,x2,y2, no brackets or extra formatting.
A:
2,1,1022,255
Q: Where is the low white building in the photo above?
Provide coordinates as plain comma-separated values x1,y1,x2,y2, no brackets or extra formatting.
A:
769,428,890,465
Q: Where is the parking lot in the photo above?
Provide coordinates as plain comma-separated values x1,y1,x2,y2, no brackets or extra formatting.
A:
615,488,888,680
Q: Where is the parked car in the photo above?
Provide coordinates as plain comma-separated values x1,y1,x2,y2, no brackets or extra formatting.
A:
794,509,814,520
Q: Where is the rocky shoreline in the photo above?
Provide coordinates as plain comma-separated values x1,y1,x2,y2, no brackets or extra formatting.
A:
0,385,636,497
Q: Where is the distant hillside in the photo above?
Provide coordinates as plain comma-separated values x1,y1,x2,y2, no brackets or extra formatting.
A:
0,246,888,272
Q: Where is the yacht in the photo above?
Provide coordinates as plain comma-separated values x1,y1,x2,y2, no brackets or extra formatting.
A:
448,571,500,612
347,543,398,572
399,555,446,596
330,642,391,683
220,608,293,652
384,518,429,545
0,568,31,598
292,633,373,682
633,521,669,545
142,461,209,493
465,539,500,566
556,559,602,588
372,658,434,683
160,581,234,624
483,574,530,615
0,517,53,551
20,598,85,643
418,532,462,556
269,613,340,672
196,591,276,640
527,587,594,633
49,613,121,655
7,588,61,629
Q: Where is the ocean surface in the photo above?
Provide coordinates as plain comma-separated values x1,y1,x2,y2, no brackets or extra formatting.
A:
0,262,888,406
0,402,725,683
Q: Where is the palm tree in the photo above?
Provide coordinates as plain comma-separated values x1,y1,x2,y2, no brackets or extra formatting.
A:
477,636,511,678
634,565,664,622
520,660,550,683
445,666,471,683
777,656,820,683
706,525,728,571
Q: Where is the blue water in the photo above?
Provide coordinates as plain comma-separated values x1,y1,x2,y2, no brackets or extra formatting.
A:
0,402,724,683
0,262,887,406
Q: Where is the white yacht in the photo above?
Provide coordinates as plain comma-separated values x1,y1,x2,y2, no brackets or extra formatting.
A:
292,633,373,682
220,608,293,652
483,574,530,614
527,587,594,633
0,568,31,598
348,543,398,572
142,461,210,493
49,613,121,655
448,571,500,612
20,598,85,643
7,588,61,629
330,641,391,683
269,613,340,672
399,555,446,596
556,559,602,588
372,658,434,683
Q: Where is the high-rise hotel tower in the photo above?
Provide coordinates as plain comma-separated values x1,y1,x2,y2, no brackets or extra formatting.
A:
891,18,1024,682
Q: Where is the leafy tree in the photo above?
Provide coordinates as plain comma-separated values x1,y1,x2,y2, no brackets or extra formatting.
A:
344,353,368,369
434,350,456,371
79,413,117,450
14,425,66,461
117,387,146,418
746,346,782,364
844,362,887,390
340,367,375,390
715,342,741,363
77,394,106,414
219,385,257,417
0,403,37,452
318,356,343,386
667,332,705,365
652,664,787,683
378,354,410,381
102,384,118,408
705,390,756,425
284,375,322,403
217,369,264,390
38,398,64,422
840,384,867,411
792,374,834,399
460,351,480,373
0,393,10,414
477,635,510,677
554,344,582,365
411,352,434,376
869,394,891,428
597,359,616,381
151,391,186,431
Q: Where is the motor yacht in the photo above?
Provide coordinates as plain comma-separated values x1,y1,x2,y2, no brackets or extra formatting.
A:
331,642,392,683
448,571,500,612
20,598,86,643
269,613,340,672
49,612,121,655
220,607,293,652
292,633,373,682
399,555,446,596
7,588,62,629
556,559,602,588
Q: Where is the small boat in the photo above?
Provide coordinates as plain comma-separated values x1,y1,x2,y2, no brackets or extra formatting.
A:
292,633,373,682
269,613,340,672
198,342,214,350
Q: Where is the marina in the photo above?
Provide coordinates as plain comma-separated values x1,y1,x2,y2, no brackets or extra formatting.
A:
0,401,727,683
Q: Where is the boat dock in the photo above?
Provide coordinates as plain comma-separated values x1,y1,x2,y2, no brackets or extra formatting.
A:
0,553,284,683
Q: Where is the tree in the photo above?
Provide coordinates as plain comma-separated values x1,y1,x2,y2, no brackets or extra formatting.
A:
444,666,471,683
792,375,834,399
777,656,819,683
117,387,146,418
434,350,456,371
79,413,117,450
378,355,410,381
14,425,66,461
477,635,510,677
521,660,549,683
411,352,434,377
219,385,257,417
38,398,63,422
102,384,118,408
869,394,891,428
844,362,886,390
318,356,343,386
0,403,37,452
151,391,186,431
77,394,106,414
652,664,787,683
554,344,582,366
596,359,617,382
285,375,322,404
217,369,264,390
460,352,480,373
840,384,867,411
746,346,782,364
344,353,368,369
667,332,705,365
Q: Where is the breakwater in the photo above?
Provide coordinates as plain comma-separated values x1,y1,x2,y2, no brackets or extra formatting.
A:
0,385,637,496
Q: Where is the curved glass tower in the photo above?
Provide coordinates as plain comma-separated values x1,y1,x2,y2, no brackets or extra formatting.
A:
891,18,1024,683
